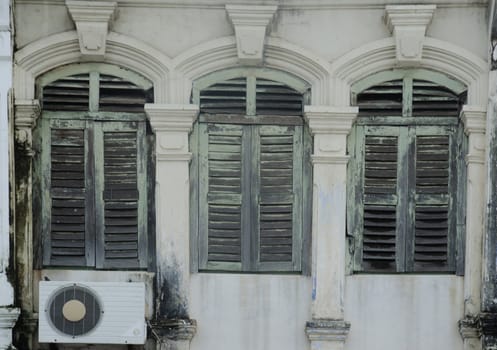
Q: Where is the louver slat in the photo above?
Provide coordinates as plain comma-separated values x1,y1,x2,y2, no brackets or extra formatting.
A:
42,74,90,111
356,80,403,116
256,79,304,116
206,125,243,264
50,128,87,265
99,74,150,113
414,135,451,270
200,78,247,114
362,135,398,271
412,80,461,117
258,127,295,264
103,130,140,266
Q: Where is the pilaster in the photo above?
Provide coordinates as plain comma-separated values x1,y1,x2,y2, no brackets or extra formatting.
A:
304,106,357,350
459,105,486,350
144,104,198,350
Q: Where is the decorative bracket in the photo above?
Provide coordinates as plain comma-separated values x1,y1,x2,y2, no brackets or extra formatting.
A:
15,99,40,156
385,5,436,65
144,104,199,162
66,0,117,59
225,4,277,66
305,319,351,342
461,105,486,165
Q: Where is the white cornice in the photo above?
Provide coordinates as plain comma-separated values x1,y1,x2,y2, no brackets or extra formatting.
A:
144,104,199,133
225,4,277,66
304,106,358,135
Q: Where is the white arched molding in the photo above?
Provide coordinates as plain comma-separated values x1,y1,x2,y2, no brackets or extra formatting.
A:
172,36,330,105
331,37,488,108
14,30,172,103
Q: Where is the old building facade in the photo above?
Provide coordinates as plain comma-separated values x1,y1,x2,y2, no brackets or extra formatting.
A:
4,0,497,349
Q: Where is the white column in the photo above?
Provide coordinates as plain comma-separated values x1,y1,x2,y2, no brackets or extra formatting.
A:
304,106,357,350
145,104,198,350
0,0,20,347
459,105,487,350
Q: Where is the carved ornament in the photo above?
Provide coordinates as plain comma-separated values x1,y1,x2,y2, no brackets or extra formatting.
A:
225,5,277,65
66,1,117,59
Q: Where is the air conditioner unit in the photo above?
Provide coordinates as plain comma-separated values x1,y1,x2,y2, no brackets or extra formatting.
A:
39,281,146,344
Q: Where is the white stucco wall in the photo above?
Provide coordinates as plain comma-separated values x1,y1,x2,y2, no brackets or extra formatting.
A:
345,275,464,350
190,274,312,350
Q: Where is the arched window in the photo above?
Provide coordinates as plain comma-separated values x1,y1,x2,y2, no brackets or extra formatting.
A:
33,64,154,269
347,69,467,274
191,68,311,273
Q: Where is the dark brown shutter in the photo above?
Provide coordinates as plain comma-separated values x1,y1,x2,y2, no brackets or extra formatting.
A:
199,78,247,114
257,126,297,266
412,80,462,117
42,74,90,111
99,74,150,112
414,135,451,271
49,127,88,266
362,135,398,271
100,125,142,268
356,80,403,116
201,124,243,268
256,79,304,116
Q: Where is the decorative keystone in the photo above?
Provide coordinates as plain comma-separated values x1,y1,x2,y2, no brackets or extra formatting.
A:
15,99,40,156
225,4,278,66
66,1,117,59
305,319,351,342
385,5,436,65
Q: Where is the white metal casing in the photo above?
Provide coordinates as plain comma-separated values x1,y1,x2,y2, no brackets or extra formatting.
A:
39,281,146,344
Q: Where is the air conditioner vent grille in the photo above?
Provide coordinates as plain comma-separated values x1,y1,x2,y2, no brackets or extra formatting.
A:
47,284,103,337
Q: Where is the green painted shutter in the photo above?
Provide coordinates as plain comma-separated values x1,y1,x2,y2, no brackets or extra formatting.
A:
412,127,456,272
95,121,148,269
199,123,244,271
359,126,401,272
255,125,302,271
44,119,93,266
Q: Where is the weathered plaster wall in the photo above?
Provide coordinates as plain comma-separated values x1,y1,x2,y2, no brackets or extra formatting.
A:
345,275,464,350
14,2,488,60
189,274,312,350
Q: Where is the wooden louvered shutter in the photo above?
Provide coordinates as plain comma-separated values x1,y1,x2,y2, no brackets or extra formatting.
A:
411,127,456,272
42,74,90,111
199,123,244,271
44,119,93,266
95,121,148,269
357,126,402,272
255,125,302,271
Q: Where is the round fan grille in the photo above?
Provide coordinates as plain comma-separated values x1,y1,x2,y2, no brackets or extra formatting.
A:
46,284,103,337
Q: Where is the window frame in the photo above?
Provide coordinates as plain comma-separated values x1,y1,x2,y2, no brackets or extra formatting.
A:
347,69,467,274
190,68,312,274
33,64,155,270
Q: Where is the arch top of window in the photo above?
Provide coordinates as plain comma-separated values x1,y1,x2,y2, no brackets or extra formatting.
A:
36,63,154,114
192,68,310,117
351,69,467,119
